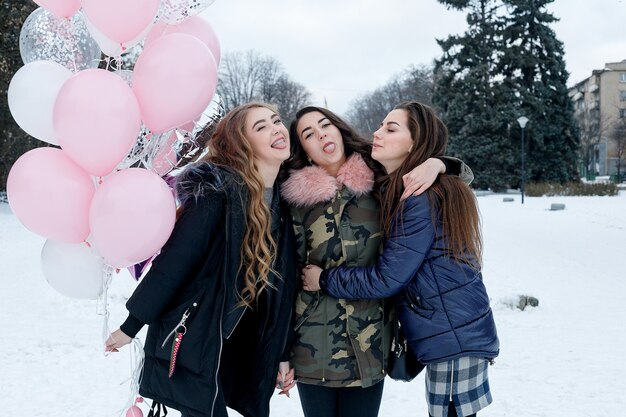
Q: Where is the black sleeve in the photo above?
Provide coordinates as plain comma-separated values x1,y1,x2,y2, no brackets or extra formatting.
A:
437,156,460,175
120,314,144,338
436,156,474,185
123,191,226,331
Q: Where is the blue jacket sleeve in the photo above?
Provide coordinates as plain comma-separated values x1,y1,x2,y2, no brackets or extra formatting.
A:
323,194,436,299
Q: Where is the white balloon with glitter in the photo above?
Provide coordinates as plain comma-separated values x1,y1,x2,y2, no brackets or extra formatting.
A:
19,8,101,72
158,0,216,24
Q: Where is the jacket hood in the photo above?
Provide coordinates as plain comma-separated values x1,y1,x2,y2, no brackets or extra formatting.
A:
281,153,374,207
174,162,230,209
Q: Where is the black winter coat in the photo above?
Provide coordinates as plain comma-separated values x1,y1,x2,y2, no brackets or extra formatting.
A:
121,163,296,417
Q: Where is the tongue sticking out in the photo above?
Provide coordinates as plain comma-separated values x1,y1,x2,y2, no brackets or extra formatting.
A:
271,139,286,149
323,142,336,154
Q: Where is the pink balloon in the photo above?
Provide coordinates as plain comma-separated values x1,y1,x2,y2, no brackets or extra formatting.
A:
7,148,95,243
144,16,221,65
132,33,217,134
178,121,195,132
82,0,159,44
125,406,143,417
33,0,81,18
89,168,176,268
54,69,142,177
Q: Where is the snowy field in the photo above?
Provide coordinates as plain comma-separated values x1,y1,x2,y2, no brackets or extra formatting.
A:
1,192,625,417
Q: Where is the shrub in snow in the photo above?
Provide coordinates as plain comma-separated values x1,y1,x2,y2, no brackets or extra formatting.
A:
526,182,618,197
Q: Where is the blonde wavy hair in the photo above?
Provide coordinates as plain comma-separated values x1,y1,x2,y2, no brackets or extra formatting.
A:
200,102,280,307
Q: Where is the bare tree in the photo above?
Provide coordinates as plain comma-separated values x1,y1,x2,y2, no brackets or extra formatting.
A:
347,65,434,137
610,117,626,181
575,108,611,176
217,50,312,123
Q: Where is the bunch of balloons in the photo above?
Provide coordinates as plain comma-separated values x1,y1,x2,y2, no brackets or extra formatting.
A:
6,0,222,301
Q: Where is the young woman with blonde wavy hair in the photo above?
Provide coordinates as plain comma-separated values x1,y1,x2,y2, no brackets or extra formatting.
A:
106,102,297,417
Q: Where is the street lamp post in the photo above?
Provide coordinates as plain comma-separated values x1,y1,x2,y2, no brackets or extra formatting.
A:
517,116,529,204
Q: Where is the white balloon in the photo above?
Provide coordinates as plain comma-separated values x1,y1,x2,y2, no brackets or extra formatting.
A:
158,0,216,24
84,12,153,57
41,240,105,299
8,61,73,145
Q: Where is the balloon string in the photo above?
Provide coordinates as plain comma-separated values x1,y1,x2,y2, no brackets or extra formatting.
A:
97,264,113,347
118,338,145,416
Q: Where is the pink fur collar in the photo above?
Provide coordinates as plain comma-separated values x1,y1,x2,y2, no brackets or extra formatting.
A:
281,154,374,207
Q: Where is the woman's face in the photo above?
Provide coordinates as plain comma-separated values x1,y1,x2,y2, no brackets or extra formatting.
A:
372,109,414,173
296,111,346,175
244,106,290,167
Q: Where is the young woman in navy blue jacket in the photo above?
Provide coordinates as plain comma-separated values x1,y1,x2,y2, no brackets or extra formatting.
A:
302,101,499,417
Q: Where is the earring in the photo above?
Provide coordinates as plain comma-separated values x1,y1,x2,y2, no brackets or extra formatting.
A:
307,156,313,164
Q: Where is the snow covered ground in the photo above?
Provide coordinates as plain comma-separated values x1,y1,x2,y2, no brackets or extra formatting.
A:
1,192,625,417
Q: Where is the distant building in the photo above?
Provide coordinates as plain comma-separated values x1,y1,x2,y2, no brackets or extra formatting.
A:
569,59,626,178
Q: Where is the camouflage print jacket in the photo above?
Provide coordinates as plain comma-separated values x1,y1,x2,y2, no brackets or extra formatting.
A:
281,154,393,388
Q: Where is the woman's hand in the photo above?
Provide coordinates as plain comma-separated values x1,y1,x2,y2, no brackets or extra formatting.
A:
302,264,322,292
276,361,296,397
105,328,132,353
401,157,446,199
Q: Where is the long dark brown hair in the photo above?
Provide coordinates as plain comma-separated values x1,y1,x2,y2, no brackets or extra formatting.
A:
283,106,384,178
199,102,279,307
377,101,482,267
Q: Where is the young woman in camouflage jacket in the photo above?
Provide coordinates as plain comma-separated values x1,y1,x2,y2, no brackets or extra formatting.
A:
302,102,499,417
280,106,471,417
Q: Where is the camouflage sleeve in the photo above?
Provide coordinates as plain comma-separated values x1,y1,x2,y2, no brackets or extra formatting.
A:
290,208,308,268
438,156,474,185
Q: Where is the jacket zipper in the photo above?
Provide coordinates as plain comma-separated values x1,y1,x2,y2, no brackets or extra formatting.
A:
161,305,194,349
294,291,320,331
211,198,230,416
211,307,224,417
322,305,327,382
225,306,246,339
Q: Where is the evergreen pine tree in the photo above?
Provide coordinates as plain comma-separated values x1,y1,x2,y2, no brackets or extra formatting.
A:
433,0,518,190
500,0,579,182
1,2,39,191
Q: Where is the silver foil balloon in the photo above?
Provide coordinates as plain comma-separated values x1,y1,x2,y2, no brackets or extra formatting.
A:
113,69,134,86
158,0,217,25
175,93,225,167
19,8,101,72
190,93,225,138
116,126,154,170
118,94,224,176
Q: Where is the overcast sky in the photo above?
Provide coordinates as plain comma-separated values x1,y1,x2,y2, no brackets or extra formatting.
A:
202,0,626,116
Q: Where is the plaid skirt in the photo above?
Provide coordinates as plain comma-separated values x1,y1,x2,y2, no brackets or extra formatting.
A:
425,357,492,417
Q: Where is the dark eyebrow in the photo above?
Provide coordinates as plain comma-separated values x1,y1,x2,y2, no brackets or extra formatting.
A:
301,117,329,136
252,118,267,129
300,126,312,136
254,113,280,129
386,121,401,127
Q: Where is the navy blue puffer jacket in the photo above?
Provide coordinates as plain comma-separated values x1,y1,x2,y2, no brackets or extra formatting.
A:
322,193,499,364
